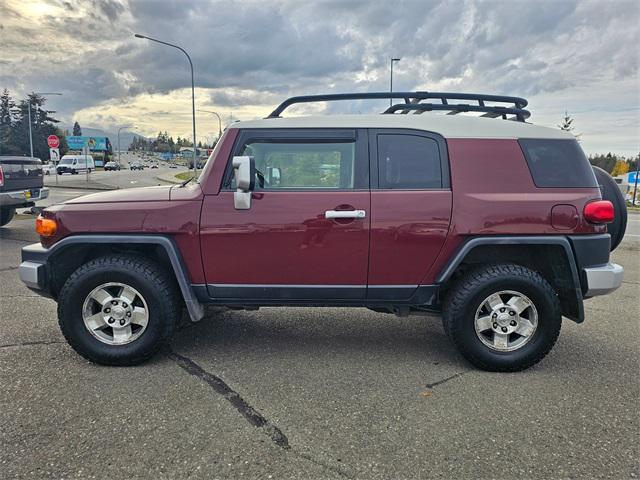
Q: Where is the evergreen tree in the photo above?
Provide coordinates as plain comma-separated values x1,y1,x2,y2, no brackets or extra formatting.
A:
72,121,82,136
558,110,582,141
0,89,17,155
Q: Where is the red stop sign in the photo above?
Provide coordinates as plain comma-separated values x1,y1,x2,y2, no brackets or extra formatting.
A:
47,135,60,148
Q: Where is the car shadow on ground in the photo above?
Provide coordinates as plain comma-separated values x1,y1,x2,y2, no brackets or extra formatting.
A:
170,307,459,364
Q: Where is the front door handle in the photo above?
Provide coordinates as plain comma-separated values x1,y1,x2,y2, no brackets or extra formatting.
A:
325,210,366,219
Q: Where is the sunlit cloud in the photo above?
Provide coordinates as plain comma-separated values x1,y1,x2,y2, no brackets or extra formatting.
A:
1,0,638,155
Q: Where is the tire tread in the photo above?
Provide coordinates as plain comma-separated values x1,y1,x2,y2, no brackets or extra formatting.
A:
442,263,561,372
57,254,179,365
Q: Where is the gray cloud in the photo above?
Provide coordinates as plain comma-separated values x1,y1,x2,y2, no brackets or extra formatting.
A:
1,0,638,153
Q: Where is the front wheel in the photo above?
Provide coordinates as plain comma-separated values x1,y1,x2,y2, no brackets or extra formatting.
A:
442,264,561,372
58,255,180,365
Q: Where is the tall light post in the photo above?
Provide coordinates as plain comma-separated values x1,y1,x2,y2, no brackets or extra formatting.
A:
389,58,401,108
200,109,222,140
117,125,134,166
27,92,62,158
134,33,198,176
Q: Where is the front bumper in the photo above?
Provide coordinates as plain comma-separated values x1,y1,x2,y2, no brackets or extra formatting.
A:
19,260,47,290
583,263,624,297
0,187,49,207
19,243,50,292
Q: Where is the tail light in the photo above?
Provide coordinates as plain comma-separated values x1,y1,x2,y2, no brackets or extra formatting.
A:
35,215,58,237
0,165,4,186
584,200,614,224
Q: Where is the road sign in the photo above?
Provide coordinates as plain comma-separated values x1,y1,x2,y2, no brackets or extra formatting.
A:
49,148,59,163
47,135,60,149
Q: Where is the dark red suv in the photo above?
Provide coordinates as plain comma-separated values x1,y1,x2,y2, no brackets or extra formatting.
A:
19,92,626,371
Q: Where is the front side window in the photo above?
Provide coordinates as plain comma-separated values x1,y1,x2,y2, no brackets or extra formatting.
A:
377,134,443,189
236,140,356,189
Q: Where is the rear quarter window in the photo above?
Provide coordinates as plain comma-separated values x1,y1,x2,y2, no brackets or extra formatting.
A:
519,138,597,188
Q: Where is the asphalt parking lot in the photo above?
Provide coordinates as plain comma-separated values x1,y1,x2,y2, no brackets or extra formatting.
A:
1,195,638,479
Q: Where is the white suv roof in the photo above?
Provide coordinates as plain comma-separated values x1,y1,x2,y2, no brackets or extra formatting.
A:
231,114,571,140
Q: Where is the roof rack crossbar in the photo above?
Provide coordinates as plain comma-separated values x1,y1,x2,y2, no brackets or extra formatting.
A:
383,103,531,121
267,91,529,120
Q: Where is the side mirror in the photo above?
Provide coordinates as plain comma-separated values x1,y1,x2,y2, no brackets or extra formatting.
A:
232,156,255,209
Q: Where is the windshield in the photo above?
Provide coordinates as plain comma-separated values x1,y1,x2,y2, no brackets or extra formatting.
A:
59,158,74,165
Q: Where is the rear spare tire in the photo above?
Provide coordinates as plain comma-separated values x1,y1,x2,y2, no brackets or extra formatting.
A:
592,166,627,251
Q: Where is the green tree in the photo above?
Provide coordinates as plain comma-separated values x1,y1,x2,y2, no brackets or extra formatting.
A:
9,93,67,159
72,121,82,136
0,89,18,155
589,153,618,174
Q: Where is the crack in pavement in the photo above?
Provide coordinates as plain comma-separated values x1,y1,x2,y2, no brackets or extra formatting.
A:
425,371,466,389
168,350,290,449
168,351,355,478
0,266,18,272
0,340,65,349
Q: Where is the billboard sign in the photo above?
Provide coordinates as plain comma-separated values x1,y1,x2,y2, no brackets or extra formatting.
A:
628,171,639,184
67,136,109,151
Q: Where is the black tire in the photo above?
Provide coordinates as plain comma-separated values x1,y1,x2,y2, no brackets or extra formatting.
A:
0,207,16,227
442,264,561,372
58,255,180,366
592,166,627,251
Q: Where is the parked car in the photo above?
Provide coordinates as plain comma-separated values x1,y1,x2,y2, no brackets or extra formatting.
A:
130,162,143,170
104,161,121,171
150,163,159,169
42,163,57,175
56,155,95,175
0,156,49,226
19,91,627,370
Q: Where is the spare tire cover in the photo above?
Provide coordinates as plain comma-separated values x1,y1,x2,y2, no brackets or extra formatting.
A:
592,166,627,251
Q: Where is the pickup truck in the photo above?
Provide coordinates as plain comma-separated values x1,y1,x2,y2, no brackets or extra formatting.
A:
0,156,49,226
18,91,626,371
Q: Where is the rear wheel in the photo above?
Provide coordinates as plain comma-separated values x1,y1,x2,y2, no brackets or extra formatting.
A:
58,255,180,365
442,264,561,372
0,207,16,227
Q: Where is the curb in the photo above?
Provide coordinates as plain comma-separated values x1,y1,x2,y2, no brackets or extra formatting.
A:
45,183,117,191
156,170,191,184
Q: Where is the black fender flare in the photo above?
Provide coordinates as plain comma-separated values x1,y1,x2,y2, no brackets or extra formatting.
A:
436,236,584,322
22,235,205,322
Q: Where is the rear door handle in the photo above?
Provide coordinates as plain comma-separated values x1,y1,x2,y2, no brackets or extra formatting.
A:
325,210,366,219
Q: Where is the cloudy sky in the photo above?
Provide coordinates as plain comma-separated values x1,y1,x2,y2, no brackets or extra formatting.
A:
1,0,639,155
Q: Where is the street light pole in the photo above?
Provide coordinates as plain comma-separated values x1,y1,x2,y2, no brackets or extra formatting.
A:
390,58,401,108
27,92,62,158
135,33,198,177
200,110,222,140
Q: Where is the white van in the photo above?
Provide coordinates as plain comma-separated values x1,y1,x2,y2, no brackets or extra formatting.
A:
56,155,95,175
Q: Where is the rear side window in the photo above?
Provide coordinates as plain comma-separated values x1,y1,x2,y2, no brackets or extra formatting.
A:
519,139,597,188
377,134,442,189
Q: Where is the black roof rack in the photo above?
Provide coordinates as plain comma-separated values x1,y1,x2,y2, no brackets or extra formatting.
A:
267,91,530,122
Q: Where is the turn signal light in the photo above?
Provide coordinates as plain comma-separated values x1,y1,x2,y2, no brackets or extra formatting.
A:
584,200,614,224
35,216,57,237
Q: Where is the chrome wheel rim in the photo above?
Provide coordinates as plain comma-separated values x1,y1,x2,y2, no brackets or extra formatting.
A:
474,290,538,352
82,282,149,345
